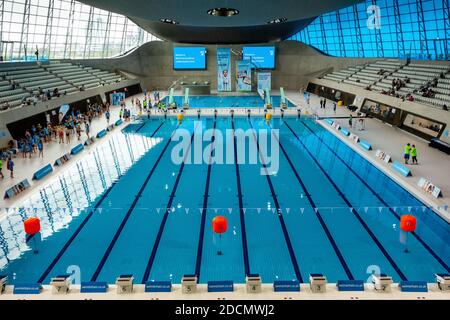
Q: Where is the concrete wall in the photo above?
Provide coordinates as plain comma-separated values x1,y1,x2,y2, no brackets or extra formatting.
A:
68,40,379,92
0,79,140,148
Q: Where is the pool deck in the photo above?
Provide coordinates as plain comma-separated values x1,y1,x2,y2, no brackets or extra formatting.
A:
0,283,448,300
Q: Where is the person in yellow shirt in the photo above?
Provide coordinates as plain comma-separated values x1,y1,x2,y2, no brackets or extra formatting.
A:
0,158,4,179
404,143,411,164
411,144,418,165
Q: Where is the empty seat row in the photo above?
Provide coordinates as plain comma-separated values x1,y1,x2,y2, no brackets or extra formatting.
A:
0,65,40,73
408,63,449,70
343,79,366,87
0,92,30,103
26,81,68,91
0,88,25,98
19,74,56,84
413,94,447,107
435,94,450,102
1,68,42,77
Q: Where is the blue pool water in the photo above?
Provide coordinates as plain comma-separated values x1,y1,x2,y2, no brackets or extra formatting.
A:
162,95,295,108
0,116,449,285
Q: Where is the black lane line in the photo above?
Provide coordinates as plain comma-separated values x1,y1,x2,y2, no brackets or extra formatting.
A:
194,120,217,278
90,121,172,281
269,120,354,280
135,121,149,133
141,122,199,283
302,120,450,273
248,119,303,282
37,122,166,284
284,120,407,281
232,119,251,276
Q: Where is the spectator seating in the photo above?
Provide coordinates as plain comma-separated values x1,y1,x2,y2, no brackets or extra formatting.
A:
0,61,125,111
320,59,450,110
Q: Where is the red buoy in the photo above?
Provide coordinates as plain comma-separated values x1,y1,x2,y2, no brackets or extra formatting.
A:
23,217,41,235
212,216,227,234
400,215,416,233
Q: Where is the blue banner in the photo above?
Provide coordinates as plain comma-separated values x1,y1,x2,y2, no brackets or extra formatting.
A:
13,283,42,294
145,281,172,292
59,104,70,122
236,60,252,92
217,48,231,92
273,280,300,292
337,280,365,291
80,281,108,293
400,281,428,292
207,281,234,292
111,92,125,106
257,72,272,98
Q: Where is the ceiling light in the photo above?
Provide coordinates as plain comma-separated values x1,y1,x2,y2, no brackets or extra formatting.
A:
267,17,288,24
207,8,239,17
160,18,179,25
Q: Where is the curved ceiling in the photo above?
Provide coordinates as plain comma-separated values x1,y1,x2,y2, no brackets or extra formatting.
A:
79,0,363,43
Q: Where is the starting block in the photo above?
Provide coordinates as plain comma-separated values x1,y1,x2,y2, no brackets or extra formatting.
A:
246,274,262,293
372,274,393,293
309,274,327,293
116,274,134,294
0,275,7,294
181,274,198,294
436,274,450,291
50,274,71,294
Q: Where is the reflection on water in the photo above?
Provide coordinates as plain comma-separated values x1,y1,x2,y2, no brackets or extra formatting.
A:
0,131,162,270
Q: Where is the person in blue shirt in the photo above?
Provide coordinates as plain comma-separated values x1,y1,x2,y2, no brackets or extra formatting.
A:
38,139,44,158
7,158,14,178
44,126,49,142
28,141,33,158
106,110,110,124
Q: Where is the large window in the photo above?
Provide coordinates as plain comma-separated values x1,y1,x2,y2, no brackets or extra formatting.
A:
0,0,160,60
289,0,450,60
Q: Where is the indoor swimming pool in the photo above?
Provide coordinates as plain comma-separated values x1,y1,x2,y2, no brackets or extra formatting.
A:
162,95,295,109
0,116,449,286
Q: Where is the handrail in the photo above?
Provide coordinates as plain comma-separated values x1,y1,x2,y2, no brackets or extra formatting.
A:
168,76,186,91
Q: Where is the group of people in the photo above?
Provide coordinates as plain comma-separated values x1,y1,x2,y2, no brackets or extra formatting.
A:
18,125,48,159
319,98,337,113
392,77,409,91
403,143,418,165
417,79,438,98
1,100,116,181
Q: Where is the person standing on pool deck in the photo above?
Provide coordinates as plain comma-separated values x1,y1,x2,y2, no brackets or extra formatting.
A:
85,121,90,139
7,158,14,178
333,102,337,114
106,110,110,125
37,139,44,158
404,143,411,164
349,114,353,128
411,144,418,164
0,158,4,179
